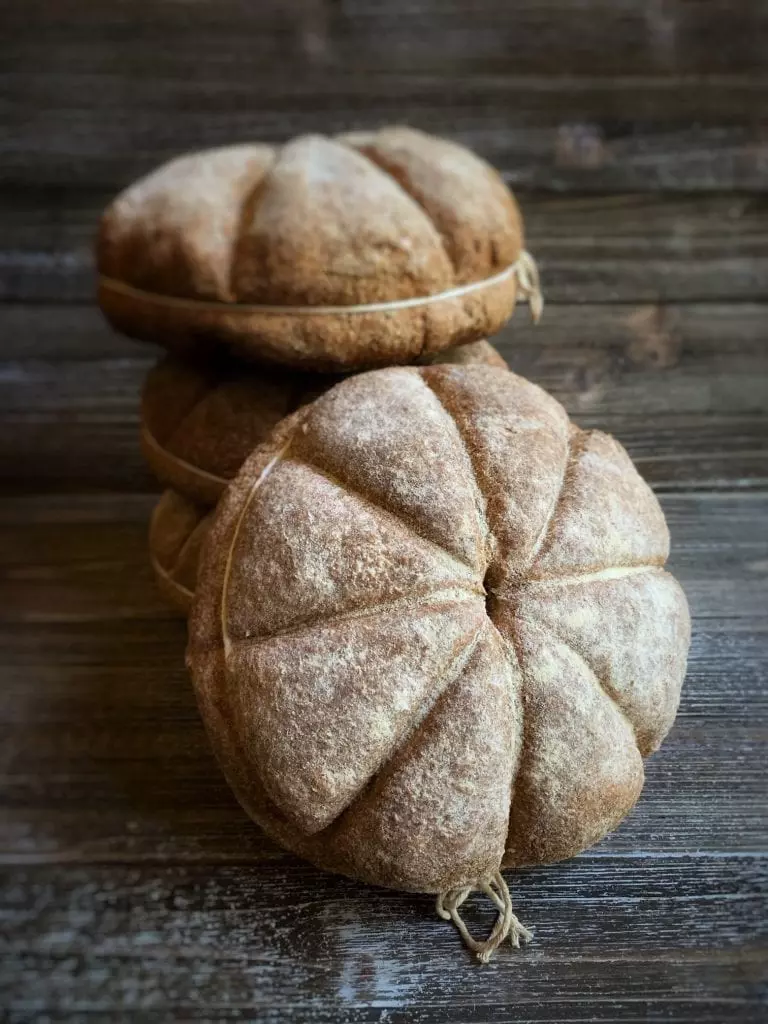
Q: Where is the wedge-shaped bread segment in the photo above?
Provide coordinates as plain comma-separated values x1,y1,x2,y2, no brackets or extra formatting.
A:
422,365,570,588
331,624,522,891
293,368,487,569
345,125,523,282
233,135,453,305
224,457,480,643
504,622,644,867
515,568,690,755
227,599,486,835
99,144,275,300
530,429,669,580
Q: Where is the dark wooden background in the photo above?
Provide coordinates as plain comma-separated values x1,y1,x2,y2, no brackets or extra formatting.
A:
1,2,767,1021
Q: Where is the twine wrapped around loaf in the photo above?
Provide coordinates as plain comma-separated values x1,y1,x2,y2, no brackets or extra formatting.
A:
436,870,533,963
99,251,543,323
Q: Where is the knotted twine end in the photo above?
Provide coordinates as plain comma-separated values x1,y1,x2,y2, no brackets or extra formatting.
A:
516,250,544,324
436,870,533,963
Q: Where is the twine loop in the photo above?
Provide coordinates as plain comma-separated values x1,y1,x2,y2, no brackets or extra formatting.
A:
436,870,533,963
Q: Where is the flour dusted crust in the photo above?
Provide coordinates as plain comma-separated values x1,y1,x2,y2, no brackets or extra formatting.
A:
141,357,309,506
149,490,211,615
141,341,506,505
98,129,529,370
187,365,690,894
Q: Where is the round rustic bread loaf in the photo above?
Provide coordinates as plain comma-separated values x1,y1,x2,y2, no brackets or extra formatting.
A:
187,364,690,959
142,340,506,505
149,490,211,615
97,127,541,370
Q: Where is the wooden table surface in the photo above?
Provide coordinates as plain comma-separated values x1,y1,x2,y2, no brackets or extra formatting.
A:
2,3,767,1021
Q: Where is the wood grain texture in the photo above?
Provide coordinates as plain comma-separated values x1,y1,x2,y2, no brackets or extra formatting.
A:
2,2,767,1016
4,190,768,304
0,491,765,870
2,0,768,192
6,0,768,76
1,857,766,1022
2,301,766,493
4,72,765,191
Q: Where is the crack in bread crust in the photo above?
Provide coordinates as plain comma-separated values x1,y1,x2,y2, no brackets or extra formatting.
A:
288,452,484,579
488,621,527,853
521,430,579,574
336,139,460,278
315,620,490,836
415,372,492,557
225,585,485,653
496,615,534,857
511,563,664,590
513,612,642,752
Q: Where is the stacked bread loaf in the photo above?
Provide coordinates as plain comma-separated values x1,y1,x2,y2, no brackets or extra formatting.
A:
98,127,689,962
142,339,509,613
99,127,538,613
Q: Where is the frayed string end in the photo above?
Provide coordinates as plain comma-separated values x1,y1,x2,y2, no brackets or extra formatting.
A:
436,870,532,963
516,250,544,324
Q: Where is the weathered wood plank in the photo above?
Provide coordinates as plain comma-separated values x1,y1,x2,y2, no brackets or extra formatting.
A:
1,492,765,623
0,304,145,361
0,492,765,866
4,1012,766,1024
2,2,767,195
6,0,768,77
2,300,766,492
4,1006,766,1024
4,191,768,304
5,77,766,193
1,681,766,862
4,299,768,397
1,857,765,1021
526,194,768,302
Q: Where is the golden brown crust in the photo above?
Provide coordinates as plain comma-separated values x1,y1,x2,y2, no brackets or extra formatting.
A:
187,366,690,894
97,129,528,369
140,342,506,505
232,134,455,305
99,267,518,371
99,145,276,302
342,126,523,284
149,490,211,616
141,357,306,506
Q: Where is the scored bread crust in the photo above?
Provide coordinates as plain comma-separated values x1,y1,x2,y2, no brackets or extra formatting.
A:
145,344,509,612
98,129,528,370
187,365,690,895
149,490,212,616
141,340,506,506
